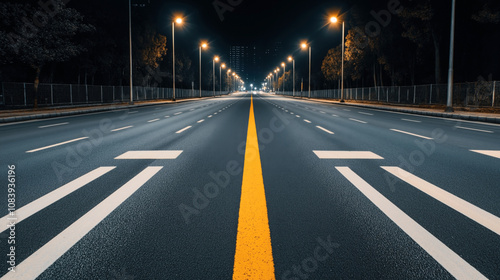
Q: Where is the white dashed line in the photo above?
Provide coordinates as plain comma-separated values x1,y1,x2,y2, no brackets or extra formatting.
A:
316,126,334,134
38,122,69,129
26,137,89,153
304,119,312,123
174,112,183,115
111,126,133,132
401,118,421,123
148,119,160,123
176,126,192,134
390,129,433,140
197,119,205,123
455,126,493,133
349,118,367,124
358,112,373,116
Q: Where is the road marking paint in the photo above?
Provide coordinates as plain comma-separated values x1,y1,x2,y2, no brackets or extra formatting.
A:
336,167,487,280
190,108,195,111
111,126,133,132
208,115,213,118
148,119,160,123
290,112,294,114
349,118,367,124
174,112,183,115
332,114,338,117
320,111,325,114
115,151,182,159
470,150,500,159
314,151,383,159
176,126,192,134
26,137,89,153
128,111,138,114
233,96,274,279
197,119,205,123
296,115,300,118
304,119,311,123
219,110,222,112
0,167,163,280
358,112,373,116
390,129,433,140
401,118,421,123
455,126,493,133
0,167,115,232
343,109,351,111
38,122,69,129
382,167,500,236
165,116,170,118
316,126,334,134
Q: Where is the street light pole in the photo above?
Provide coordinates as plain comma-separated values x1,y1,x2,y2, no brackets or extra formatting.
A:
172,21,176,101
445,0,456,112
308,46,311,98
282,62,286,95
341,21,345,102
199,46,202,98
128,0,133,105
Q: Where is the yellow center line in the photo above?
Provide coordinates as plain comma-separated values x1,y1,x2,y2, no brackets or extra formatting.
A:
233,96,275,279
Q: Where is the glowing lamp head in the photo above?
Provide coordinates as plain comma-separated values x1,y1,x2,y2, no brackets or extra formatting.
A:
201,43,208,48
221,63,226,68
330,17,338,23
214,56,219,62
281,62,285,67
301,43,308,49
175,18,183,24
288,56,293,62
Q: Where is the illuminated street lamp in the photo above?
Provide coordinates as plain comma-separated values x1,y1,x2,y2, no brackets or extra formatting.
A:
213,56,219,97
199,42,208,98
288,56,295,97
172,16,183,101
301,42,311,98
220,63,226,96
281,62,286,95
330,16,344,102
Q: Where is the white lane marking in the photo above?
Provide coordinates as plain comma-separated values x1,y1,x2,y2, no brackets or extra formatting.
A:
214,112,218,115
382,167,500,236
470,150,500,159
208,115,213,118
115,151,183,159
197,119,205,123
165,116,170,118
316,126,334,134
320,111,325,114
147,119,160,123
332,114,338,117
218,110,222,112
296,115,301,118
174,112,183,115
358,112,373,116
111,126,133,132
401,118,421,123
349,118,367,124
38,122,69,129
455,126,493,133
0,167,115,232
343,109,351,111
26,137,89,153
176,126,192,134
314,151,383,159
290,112,294,115
304,119,312,123
336,167,487,280
390,129,433,140
190,108,195,111
128,111,138,114
0,167,163,280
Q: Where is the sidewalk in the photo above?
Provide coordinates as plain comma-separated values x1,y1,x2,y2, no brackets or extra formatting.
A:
0,97,214,123
285,96,500,124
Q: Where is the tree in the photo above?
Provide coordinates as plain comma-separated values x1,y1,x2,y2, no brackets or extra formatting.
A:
321,46,343,86
0,0,94,107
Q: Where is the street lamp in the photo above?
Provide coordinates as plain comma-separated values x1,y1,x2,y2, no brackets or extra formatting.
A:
172,16,183,101
213,56,219,97
232,72,236,92
220,63,226,96
288,56,295,97
128,0,134,105
445,0,456,112
281,62,286,95
301,42,311,98
199,42,208,98
330,16,345,102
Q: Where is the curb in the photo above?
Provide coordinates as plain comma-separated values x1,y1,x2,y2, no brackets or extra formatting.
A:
281,95,500,124
0,97,216,124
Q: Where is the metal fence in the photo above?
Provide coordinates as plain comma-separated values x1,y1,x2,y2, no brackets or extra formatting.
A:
278,81,499,108
0,82,229,106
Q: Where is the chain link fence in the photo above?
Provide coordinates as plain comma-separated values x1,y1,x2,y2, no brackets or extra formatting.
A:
0,82,228,107
279,81,499,108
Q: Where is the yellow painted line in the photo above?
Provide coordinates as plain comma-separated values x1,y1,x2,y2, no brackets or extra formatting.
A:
233,96,275,279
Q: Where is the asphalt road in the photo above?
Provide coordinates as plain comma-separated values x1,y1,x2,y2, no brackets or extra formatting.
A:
0,92,499,279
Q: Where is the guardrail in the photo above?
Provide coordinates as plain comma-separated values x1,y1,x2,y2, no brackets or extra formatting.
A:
275,81,499,108
0,82,229,107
